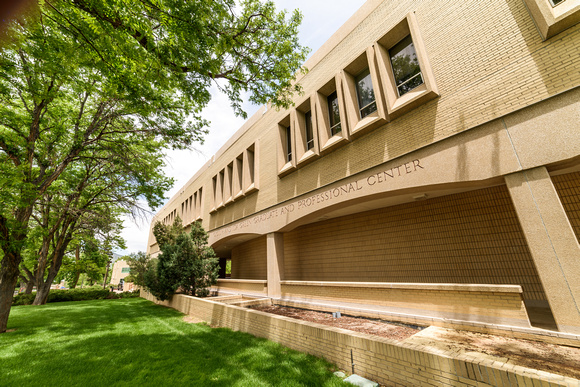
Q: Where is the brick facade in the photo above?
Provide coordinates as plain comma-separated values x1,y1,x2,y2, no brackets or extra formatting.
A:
148,0,580,334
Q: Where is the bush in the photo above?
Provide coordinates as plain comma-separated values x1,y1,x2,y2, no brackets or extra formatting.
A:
12,293,36,306
12,289,140,305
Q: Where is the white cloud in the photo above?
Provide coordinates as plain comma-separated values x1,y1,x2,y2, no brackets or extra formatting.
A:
117,0,366,255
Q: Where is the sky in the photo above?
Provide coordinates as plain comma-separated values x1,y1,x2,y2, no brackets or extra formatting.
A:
117,0,368,255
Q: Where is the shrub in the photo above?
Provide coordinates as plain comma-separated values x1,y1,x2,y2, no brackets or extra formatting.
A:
12,293,36,306
12,289,140,305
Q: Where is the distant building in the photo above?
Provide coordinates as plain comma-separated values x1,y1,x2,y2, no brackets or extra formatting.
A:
147,0,580,334
110,259,131,286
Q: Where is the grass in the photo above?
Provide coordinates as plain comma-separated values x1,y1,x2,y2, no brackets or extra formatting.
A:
0,298,346,386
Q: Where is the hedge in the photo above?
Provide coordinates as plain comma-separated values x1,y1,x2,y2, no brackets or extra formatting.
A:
12,288,140,306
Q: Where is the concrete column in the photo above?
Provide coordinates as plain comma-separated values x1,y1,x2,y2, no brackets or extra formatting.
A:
266,233,285,298
505,167,580,334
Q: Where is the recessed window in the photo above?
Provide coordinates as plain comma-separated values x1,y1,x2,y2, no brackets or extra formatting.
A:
196,188,203,220
550,0,565,6
285,125,292,162
327,91,342,136
355,68,377,118
244,143,258,194
305,111,314,150
121,267,130,273
374,13,438,119
234,154,243,198
389,35,423,97
225,162,233,204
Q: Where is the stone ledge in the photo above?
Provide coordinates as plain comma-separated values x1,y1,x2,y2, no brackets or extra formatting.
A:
280,280,523,293
217,279,268,284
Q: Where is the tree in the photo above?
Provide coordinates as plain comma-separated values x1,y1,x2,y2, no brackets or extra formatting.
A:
124,252,153,287
146,218,218,300
0,0,307,332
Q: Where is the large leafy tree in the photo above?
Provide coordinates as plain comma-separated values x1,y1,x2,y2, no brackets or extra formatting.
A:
0,0,307,332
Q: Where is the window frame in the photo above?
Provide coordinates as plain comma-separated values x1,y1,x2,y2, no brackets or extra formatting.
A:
294,96,320,166
522,0,580,40
374,12,439,120
315,74,350,154
277,113,296,177
341,46,388,138
243,142,259,195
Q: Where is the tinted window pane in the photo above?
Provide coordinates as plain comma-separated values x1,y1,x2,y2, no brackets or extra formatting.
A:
355,68,376,118
286,126,292,162
389,35,423,96
327,92,341,136
305,111,314,150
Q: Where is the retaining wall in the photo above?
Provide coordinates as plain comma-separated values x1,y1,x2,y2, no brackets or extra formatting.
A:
141,290,579,386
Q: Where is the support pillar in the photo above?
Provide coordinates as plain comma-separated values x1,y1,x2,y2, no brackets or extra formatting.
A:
266,233,285,298
505,167,580,334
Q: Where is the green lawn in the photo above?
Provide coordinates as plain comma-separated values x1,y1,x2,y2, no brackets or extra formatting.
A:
0,298,345,386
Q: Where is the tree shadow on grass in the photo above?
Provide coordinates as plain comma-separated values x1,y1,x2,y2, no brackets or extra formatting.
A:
2,299,345,386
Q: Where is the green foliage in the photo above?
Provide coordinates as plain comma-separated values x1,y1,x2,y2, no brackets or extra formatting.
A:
146,221,218,300
0,0,307,330
12,289,140,305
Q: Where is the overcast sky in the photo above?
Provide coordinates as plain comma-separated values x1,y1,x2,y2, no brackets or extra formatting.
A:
117,0,367,255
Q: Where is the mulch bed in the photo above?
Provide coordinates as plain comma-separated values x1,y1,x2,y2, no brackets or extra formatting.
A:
251,305,420,341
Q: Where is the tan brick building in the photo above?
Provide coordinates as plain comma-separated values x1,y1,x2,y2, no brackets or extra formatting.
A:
147,0,580,335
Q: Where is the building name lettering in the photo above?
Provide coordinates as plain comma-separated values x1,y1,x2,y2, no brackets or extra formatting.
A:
212,159,424,238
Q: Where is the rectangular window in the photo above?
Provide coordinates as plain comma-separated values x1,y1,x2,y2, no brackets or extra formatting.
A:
327,91,342,136
225,162,233,202
389,35,423,97
305,111,314,150
246,146,255,186
355,68,377,118
235,153,243,197
121,267,130,273
196,188,203,219
286,125,292,162
550,0,565,6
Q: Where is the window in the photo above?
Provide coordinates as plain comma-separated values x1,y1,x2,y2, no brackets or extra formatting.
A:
305,111,314,150
277,114,296,177
294,97,319,166
374,12,438,119
121,267,130,274
224,162,233,204
285,125,292,162
234,153,243,198
342,48,387,137
389,35,423,97
243,142,259,194
315,75,349,154
211,176,218,212
327,91,342,136
355,68,377,118
521,0,579,40
195,187,203,220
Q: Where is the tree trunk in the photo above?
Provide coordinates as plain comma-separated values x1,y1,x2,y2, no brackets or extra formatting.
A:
69,246,81,289
69,271,81,289
33,231,70,305
0,253,20,333
33,280,51,305
25,280,35,294
102,259,111,289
